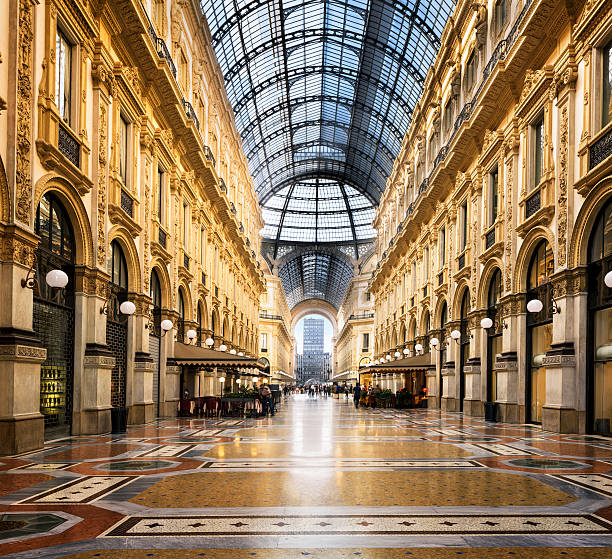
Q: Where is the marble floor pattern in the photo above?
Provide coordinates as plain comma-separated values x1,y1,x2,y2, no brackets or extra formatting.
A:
0,396,611,558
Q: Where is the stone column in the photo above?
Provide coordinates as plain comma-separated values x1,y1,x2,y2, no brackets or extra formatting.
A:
463,314,483,416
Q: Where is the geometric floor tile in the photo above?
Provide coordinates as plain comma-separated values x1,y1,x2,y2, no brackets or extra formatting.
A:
102,513,612,537
135,446,195,457
0,512,67,542
552,474,612,498
205,460,484,468
128,470,577,508
0,473,53,497
18,476,137,504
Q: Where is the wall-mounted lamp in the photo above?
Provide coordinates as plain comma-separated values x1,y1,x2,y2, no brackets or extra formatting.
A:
100,288,136,323
219,344,228,352
238,351,244,356
403,347,410,356
253,376,259,383
186,329,197,343
527,298,560,314
205,337,214,348
386,354,391,360
429,337,444,353
414,343,423,354
160,319,173,336
229,348,237,355
22,257,69,299
605,270,612,288
394,351,401,358
450,329,461,344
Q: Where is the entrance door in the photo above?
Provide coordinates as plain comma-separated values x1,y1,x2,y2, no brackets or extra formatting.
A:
150,334,161,417
458,291,470,412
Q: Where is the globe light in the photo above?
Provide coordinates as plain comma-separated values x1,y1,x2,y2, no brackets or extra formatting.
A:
430,337,439,347
414,343,423,353
160,319,173,331
229,348,237,354
450,329,461,340
480,317,493,329
186,329,197,340
119,301,136,315
205,337,214,346
526,299,544,313
238,352,244,356
263,378,269,384
236,378,241,384
46,269,69,289
219,344,228,352
374,359,379,365
403,348,410,355
219,377,225,383
394,351,401,358
386,354,391,360
253,376,259,383
605,270,612,288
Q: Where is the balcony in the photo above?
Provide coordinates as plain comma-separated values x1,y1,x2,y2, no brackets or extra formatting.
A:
219,177,227,193
147,23,177,78
158,228,167,249
183,253,190,270
58,122,80,168
485,228,496,250
182,99,200,130
120,189,133,218
525,190,541,219
589,126,612,170
203,145,216,166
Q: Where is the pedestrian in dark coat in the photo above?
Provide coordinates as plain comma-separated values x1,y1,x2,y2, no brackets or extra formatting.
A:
353,384,361,408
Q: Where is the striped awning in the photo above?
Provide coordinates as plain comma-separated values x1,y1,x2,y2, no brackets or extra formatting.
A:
173,342,267,371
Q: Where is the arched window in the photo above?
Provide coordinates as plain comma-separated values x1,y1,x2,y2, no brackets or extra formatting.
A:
588,198,612,264
110,241,128,289
35,193,75,262
488,268,502,309
178,290,185,319
439,302,448,330
150,270,162,309
527,240,554,290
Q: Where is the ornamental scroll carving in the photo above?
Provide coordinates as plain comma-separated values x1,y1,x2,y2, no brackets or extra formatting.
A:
97,103,108,266
16,0,34,224
504,156,513,292
144,154,151,292
557,106,568,267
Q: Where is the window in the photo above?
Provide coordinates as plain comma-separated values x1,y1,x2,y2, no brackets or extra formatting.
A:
55,27,72,124
603,39,612,128
428,133,437,162
260,333,268,351
157,165,164,224
460,202,468,251
439,227,446,267
110,240,128,289
200,228,205,266
489,166,499,226
532,116,544,189
495,0,508,33
182,203,189,250
411,262,416,294
443,97,455,135
465,51,476,92
153,0,164,32
365,292,371,302
119,115,129,186
178,50,189,92
362,332,370,352
424,246,429,283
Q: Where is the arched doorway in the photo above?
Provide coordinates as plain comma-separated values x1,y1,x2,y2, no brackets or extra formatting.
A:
33,193,76,439
458,290,470,412
526,240,554,424
485,269,503,405
150,269,162,417
107,240,128,409
587,197,612,434
438,302,448,402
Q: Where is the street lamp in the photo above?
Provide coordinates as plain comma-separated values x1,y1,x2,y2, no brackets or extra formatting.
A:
205,337,214,348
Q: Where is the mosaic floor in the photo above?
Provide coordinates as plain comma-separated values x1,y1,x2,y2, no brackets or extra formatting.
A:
0,395,611,558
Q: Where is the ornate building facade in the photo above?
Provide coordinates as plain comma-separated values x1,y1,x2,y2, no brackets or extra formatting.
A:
259,273,295,387
369,0,612,434
333,254,376,387
0,0,265,454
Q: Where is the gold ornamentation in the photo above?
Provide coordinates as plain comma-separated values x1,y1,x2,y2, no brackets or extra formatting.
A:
557,105,568,267
504,156,513,291
97,103,107,266
16,0,34,224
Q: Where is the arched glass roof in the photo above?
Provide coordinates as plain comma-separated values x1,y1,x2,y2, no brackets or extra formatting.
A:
201,0,455,305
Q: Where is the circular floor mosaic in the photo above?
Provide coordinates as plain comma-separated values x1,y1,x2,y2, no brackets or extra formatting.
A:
564,436,612,444
93,460,177,471
507,458,588,470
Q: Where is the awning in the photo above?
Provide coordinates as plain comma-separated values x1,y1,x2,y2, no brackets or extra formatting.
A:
359,353,434,374
173,342,268,371
330,371,358,381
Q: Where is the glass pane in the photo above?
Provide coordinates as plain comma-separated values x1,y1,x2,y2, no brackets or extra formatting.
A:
594,307,612,434
603,40,612,128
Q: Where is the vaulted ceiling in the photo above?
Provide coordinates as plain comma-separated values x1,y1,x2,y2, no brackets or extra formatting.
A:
201,0,455,308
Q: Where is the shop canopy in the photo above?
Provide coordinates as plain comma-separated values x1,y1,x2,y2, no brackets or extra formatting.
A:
173,342,268,372
359,353,433,374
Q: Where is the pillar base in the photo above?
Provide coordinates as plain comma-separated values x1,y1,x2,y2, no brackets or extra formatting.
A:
162,399,178,417
0,413,44,456
441,397,458,411
497,402,520,423
463,399,484,417
542,406,580,433
77,408,111,435
427,396,441,409
129,402,155,425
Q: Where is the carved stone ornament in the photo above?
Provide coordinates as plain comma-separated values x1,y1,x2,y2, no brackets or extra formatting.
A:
557,106,568,267
16,0,35,224
504,156,513,291
519,69,546,104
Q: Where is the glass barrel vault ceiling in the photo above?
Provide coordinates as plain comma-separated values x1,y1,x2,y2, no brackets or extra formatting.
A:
200,0,455,307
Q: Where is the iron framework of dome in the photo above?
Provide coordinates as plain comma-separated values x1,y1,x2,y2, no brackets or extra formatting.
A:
200,0,455,307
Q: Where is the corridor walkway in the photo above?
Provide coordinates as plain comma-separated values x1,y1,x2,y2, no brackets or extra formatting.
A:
1,395,611,558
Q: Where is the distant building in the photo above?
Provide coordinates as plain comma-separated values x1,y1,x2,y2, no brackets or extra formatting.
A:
297,318,330,383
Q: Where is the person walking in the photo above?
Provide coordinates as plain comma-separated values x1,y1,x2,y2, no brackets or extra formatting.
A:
259,384,272,417
353,384,361,408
